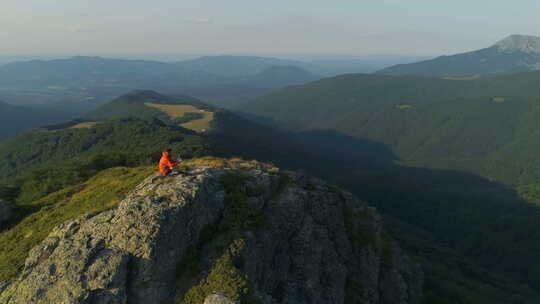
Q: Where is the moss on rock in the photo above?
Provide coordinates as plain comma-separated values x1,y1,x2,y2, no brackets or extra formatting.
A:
179,239,256,304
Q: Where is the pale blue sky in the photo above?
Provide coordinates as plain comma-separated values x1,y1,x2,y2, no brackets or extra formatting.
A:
1,0,539,57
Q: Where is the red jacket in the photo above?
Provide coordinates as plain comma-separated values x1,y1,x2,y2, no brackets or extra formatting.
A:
159,151,178,175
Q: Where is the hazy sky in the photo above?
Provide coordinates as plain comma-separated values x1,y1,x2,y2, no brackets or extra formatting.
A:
2,0,540,57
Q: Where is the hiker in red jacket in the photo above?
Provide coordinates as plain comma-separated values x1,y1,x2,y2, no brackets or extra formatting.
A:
159,149,178,176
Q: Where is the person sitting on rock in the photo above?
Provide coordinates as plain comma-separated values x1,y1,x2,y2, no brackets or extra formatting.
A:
159,149,179,176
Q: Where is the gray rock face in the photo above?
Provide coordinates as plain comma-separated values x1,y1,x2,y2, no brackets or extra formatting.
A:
0,164,422,304
0,200,12,227
204,293,236,304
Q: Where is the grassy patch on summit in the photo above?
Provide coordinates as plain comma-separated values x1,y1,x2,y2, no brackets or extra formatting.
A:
69,121,98,129
0,166,154,281
178,156,280,173
396,104,413,110
145,103,214,132
443,76,479,81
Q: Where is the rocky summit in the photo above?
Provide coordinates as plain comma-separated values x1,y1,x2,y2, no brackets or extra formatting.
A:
0,158,422,304
376,34,540,76
493,34,540,54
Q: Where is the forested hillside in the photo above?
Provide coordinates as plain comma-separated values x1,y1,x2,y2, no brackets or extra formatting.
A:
0,101,77,140
0,91,273,180
244,71,540,185
246,71,540,127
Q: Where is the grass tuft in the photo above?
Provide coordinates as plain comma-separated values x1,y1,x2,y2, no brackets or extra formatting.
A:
179,239,258,304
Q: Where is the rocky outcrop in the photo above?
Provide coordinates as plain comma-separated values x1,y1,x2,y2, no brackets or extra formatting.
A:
0,160,422,304
204,293,236,304
0,200,12,227
494,34,540,53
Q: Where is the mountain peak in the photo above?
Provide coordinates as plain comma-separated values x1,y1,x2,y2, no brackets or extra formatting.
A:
377,35,540,76
115,90,203,106
493,34,540,53
0,158,422,303
123,90,167,101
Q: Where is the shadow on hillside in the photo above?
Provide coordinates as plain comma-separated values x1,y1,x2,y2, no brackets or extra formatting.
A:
274,128,511,194
219,113,517,197
272,128,540,300
292,130,397,169
221,114,514,198
209,121,399,176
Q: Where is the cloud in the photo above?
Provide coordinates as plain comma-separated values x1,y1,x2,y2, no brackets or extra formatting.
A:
65,25,98,33
357,32,379,37
184,18,213,24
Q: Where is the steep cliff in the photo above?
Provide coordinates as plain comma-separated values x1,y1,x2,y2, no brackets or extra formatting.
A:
0,158,422,304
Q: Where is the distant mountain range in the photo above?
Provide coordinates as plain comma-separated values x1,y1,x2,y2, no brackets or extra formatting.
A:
0,60,319,140
377,35,540,77
0,56,322,111
174,55,303,77
0,54,429,112
7,35,540,113
174,55,426,77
